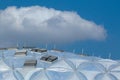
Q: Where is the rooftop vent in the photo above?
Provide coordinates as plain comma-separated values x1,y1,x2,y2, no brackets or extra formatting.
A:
23,46,35,49
24,60,37,67
31,48,47,53
52,49,64,52
79,53,89,56
14,50,27,56
40,55,58,63
7,47,18,50
0,47,18,50
0,48,7,50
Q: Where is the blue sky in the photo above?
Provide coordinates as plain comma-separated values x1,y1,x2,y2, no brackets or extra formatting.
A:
0,0,120,59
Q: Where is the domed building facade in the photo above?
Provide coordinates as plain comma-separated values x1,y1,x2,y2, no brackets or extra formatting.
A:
0,48,120,80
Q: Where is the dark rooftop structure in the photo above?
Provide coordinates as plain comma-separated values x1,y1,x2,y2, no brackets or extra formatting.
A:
40,55,58,63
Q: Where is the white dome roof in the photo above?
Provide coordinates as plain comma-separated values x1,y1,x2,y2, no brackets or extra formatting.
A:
0,48,120,80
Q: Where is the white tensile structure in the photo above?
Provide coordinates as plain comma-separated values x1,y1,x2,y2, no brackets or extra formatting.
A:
0,48,120,80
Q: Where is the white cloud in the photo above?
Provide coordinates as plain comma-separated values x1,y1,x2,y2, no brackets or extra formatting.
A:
0,6,106,46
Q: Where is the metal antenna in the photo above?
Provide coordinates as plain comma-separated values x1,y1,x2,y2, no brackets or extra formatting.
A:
53,44,56,49
45,43,48,49
109,53,111,59
17,42,19,49
73,49,75,53
82,48,84,54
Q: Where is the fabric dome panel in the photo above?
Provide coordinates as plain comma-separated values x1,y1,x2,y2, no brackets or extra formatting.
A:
94,73,118,80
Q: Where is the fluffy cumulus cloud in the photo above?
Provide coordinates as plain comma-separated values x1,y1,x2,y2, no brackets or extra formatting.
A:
0,6,106,46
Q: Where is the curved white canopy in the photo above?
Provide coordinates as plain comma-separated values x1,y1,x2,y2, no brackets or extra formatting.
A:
0,49,120,80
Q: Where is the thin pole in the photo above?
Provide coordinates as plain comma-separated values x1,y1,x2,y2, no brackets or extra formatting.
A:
82,48,84,54
109,53,111,59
